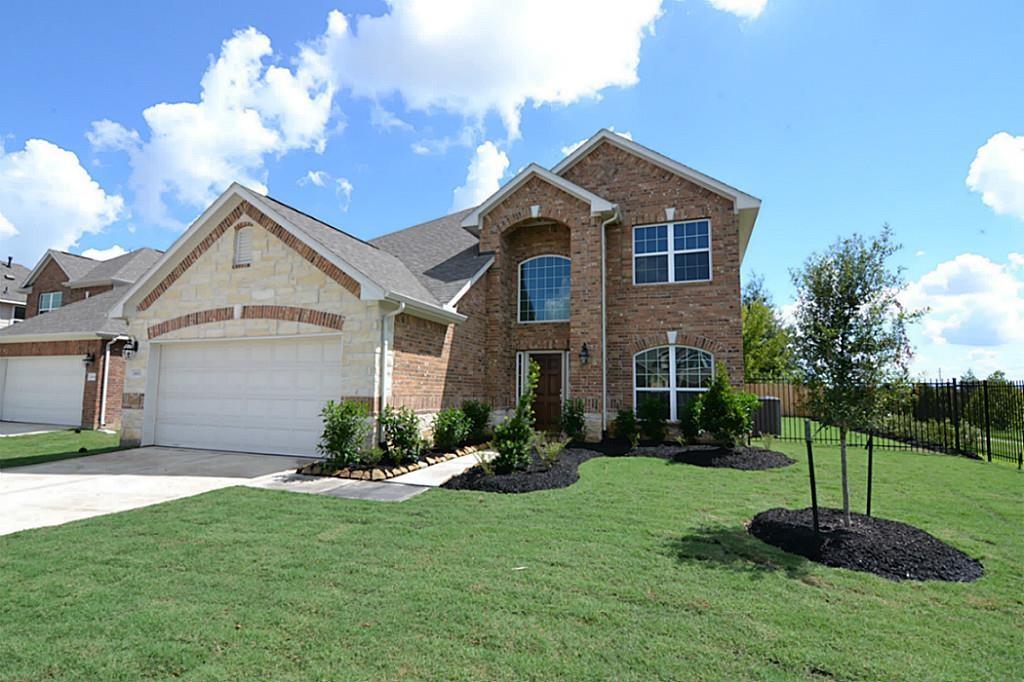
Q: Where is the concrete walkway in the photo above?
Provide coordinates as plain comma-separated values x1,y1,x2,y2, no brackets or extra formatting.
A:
0,447,311,536
246,451,490,502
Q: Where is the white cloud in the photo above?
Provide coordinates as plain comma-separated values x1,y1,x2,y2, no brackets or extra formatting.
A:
299,170,329,187
319,1,663,139
89,21,336,228
0,139,125,263
915,250,926,257
370,104,412,131
706,0,767,19
902,253,1024,348
1010,252,1024,269
336,177,354,212
451,141,509,211
966,131,1024,220
81,244,128,260
561,127,633,156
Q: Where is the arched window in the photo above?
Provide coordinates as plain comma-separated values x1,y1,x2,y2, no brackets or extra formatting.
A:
634,345,713,420
233,226,253,267
519,255,570,322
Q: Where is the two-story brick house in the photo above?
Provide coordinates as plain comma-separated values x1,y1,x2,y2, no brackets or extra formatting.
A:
111,130,759,455
0,248,162,427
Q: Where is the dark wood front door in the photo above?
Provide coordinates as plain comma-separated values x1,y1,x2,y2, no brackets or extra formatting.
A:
531,353,562,433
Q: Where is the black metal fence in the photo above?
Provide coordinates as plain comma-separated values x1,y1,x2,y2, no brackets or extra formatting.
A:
744,379,1024,468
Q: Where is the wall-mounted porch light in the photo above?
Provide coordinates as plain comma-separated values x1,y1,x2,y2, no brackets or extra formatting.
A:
579,343,590,365
83,352,96,365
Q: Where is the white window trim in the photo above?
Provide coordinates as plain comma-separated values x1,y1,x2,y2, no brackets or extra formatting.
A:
517,254,571,324
631,219,713,286
515,350,569,404
234,226,253,267
39,291,63,313
632,345,714,421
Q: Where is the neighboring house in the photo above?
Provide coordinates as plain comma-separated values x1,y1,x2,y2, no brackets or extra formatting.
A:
0,257,30,328
112,130,760,456
0,248,163,428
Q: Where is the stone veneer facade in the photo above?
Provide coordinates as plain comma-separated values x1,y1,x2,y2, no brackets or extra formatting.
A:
118,199,386,447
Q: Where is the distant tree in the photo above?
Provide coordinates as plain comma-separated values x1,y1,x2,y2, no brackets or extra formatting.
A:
790,226,921,525
965,370,1022,431
742,274,796,380
960,369,979,383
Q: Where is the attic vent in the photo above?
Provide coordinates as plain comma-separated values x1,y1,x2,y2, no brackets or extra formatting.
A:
233,226,253,267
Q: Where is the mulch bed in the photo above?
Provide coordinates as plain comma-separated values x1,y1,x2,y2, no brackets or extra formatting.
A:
442,448,599,494
669,445,795,470
749,507,984,582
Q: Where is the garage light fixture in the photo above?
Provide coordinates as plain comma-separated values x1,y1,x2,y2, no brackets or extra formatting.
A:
579,343,590,365
83,353,96,365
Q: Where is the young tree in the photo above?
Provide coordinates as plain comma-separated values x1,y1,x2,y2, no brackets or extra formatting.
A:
742,274,796,379
790,226,921,525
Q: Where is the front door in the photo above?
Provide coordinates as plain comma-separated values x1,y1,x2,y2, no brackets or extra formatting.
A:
531,353,562,433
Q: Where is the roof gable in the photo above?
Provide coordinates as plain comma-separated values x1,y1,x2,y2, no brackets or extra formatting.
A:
459,163,615,230
20,250,96,290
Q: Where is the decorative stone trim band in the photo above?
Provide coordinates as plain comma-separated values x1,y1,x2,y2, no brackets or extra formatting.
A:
148,307,235,339
298,443,489,481
241,305,345,331
147,305,346,339
138,200,360,311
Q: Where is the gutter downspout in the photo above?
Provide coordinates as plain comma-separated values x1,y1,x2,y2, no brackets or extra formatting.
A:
100,335,131,428
377,301,405,442
600,207,620,435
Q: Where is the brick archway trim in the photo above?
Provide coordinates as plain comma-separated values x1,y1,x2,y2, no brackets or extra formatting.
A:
148,305,345,339
626,332,723,359
138,199,361,312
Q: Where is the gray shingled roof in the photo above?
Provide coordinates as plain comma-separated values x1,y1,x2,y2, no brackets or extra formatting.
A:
370,208,493,304
261,195,443,306
0,287,128,338
1,260,31,304
47,251,98,282
66,248,163,286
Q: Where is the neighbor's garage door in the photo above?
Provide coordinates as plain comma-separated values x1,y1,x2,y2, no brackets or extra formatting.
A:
0,356,86,426
154,336,344,456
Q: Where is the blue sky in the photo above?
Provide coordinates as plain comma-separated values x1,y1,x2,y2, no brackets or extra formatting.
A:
1,0,1022,378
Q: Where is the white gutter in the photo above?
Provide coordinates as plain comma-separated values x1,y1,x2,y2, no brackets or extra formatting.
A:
100,334,131,427
599,207,620,435
377,301,405,442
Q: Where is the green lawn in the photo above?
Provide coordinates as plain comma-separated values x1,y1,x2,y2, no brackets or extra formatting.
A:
0,429,121,469
1,441,1020,680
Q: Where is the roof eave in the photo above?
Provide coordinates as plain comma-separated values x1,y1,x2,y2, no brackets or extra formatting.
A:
0,330,109,344
386,292,466,324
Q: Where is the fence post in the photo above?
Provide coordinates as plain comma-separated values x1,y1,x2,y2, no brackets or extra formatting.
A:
982,381,992,463
805,419,819,533
865,435,874,517
951,378,961,454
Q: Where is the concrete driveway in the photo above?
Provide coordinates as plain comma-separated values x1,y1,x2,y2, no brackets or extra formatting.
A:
0,447,310,536
0,421,65,437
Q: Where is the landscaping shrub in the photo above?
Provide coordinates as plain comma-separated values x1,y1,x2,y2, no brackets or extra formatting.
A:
432,407,471,452
679,395,703,443
613,408,639,444
359,446,384,467
492,359,539,474
637,395,668,444
700,364,760,446
380,405,425,465
461,400,492,443
560,398,586,441
533,432,569,470
317,400,371,467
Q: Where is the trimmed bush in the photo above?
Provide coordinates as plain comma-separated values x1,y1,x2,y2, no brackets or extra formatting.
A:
533,432,569,470
317,400,371,467
560,398,586,441
380,405,425,465
461,400,492,443
679,396,703,444
637,395,668,444
612,408,638,443
432,407,471,452
492,359,538,474
700,364,760,446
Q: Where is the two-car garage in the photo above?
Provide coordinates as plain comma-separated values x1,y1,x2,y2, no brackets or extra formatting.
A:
148,335,345,457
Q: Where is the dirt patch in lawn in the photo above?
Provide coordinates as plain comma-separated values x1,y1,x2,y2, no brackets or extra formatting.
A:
442,448,599,494
749,507,984,582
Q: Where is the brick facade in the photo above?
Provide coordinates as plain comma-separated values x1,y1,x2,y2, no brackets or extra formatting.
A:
24,260,111,318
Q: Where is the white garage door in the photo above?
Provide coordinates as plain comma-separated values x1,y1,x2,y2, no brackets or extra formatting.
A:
154,336,344,456
1,356,86,426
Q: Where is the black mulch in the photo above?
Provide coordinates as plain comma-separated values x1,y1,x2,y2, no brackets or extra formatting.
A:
669,445,795,470
442,448,599,494
749,507,984,582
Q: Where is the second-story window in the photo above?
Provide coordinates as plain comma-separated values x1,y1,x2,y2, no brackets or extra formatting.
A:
234,226,253,267
633,219,712,284
519,255,570,323
39,291,63,313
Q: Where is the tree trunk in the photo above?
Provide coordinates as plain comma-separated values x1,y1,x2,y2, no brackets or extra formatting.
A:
839,427,851,526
